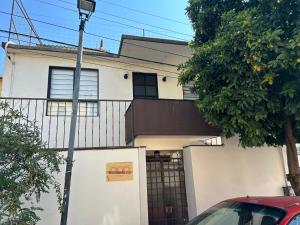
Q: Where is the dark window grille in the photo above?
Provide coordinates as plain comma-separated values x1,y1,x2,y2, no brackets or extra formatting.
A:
146,151,189,225
133,72,158,99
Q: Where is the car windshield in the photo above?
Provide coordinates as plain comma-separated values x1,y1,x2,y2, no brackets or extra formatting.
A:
188,201,285,225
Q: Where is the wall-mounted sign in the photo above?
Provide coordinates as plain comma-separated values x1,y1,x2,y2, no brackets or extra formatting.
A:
106,162,133,181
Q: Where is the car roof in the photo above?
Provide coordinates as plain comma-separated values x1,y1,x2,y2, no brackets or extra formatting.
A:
227,196,300,210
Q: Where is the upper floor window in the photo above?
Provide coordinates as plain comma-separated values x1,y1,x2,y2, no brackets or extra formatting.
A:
133,72,158,99
47,67,98,116
183,82,198,100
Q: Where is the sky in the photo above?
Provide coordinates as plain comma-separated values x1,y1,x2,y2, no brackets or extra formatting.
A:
0,0,194,74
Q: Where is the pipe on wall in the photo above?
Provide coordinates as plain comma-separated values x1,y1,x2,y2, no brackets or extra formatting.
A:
4,42,16,97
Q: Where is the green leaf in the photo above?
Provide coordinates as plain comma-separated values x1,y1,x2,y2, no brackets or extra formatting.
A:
0,102,64,224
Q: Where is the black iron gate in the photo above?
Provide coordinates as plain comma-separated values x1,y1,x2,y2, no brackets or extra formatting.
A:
146,151,189,225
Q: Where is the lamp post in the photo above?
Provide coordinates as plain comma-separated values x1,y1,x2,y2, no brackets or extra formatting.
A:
60,1,95,225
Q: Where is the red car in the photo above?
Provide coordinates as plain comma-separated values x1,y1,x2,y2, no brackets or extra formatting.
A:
187,196,300,225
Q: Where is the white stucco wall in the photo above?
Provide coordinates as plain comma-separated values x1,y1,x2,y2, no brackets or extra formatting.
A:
37,147,148,225
183,137,287,219
2,52,183,100
134,135,214,151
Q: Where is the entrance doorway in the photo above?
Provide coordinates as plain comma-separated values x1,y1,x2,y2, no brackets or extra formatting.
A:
146,151,189,225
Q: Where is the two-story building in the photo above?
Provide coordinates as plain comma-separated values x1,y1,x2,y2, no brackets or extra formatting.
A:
1,35,288,225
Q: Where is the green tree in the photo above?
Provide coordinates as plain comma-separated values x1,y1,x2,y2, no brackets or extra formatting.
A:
180,0,300,193
0,102,63,224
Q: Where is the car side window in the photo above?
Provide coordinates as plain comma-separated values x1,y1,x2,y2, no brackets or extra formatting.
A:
289,215,300,225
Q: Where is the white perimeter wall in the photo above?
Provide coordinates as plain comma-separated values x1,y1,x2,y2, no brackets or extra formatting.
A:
183,137,287,219
37,148,148,225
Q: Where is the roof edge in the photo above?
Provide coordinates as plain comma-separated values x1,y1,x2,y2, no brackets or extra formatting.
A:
118,34,189,55
122,34,188,45
2,33,190,59
1,42,119,58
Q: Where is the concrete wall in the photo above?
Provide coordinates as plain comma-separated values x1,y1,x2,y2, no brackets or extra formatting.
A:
37,148,148,225
183,137,287,219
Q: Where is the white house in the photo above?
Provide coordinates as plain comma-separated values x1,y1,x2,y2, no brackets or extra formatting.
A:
1,35,288,225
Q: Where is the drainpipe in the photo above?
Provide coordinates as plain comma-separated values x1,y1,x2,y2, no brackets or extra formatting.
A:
4,41,16,97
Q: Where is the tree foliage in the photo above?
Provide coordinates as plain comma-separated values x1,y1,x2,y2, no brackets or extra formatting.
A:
180,0,300,192
0,102,63,224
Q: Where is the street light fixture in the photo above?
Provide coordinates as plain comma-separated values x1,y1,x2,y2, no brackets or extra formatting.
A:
78,0,96,15
60,1,95,225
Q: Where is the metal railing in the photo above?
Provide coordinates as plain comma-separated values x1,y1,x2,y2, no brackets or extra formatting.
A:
0,97,132,149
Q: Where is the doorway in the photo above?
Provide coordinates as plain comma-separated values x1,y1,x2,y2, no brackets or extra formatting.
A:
146,151,189,225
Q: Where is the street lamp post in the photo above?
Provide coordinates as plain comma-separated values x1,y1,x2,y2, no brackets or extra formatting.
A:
60,1,95,225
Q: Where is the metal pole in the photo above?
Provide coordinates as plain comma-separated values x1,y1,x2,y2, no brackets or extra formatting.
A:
60,18,85,225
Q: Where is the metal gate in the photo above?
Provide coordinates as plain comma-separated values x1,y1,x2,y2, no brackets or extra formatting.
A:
146,151,189,225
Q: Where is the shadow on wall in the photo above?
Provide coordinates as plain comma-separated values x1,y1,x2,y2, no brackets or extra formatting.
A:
101,206,121,225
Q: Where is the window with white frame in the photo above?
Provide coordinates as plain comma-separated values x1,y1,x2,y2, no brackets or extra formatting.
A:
183,82,199,100
47,67,98,116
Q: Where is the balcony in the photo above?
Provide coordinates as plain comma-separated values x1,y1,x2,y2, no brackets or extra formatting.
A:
125,99,220,144
0,97,131,149
0,97,221,150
